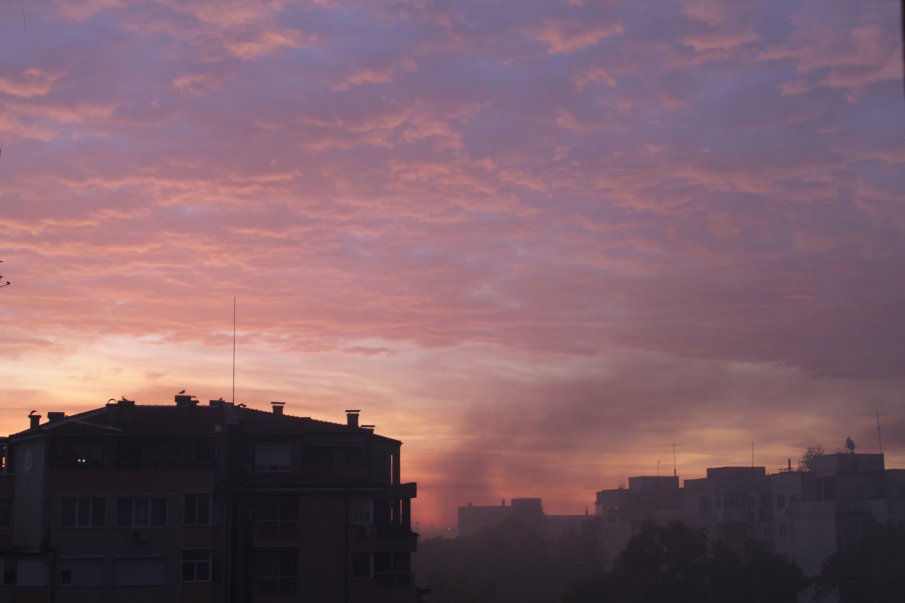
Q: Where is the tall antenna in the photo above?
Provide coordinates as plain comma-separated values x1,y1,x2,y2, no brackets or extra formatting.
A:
672,442,678,477
860,409,889,453
751,441,755,467
232,297,236,404
659,442,681,477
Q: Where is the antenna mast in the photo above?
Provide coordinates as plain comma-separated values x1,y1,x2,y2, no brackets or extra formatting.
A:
860,409,889,453
232,297,236,404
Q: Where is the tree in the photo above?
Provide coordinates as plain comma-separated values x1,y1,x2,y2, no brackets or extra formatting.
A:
798,445,825,472
415,516,597,603
563,522,806,603
814,521,905,603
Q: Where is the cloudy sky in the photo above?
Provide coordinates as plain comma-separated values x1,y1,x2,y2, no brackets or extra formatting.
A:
1,0,903,529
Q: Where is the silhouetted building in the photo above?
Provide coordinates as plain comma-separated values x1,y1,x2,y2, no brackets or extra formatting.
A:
458,497,590,538
0,395,421,602
596,453,905,574
596,475,683,563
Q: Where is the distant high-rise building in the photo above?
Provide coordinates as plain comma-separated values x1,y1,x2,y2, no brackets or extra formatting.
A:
0,395,422,602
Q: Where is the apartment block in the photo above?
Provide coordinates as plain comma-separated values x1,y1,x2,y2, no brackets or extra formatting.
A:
0,395,421,603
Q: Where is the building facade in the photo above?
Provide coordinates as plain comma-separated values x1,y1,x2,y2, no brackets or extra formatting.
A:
0,395,421,603
596,453,905,574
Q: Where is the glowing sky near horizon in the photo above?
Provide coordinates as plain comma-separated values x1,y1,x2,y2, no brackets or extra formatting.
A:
1,0,904,529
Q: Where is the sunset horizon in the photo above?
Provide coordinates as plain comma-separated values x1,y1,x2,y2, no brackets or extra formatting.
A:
2,0,903,533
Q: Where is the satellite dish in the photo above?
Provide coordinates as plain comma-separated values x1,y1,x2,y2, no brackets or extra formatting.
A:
845,437,856,454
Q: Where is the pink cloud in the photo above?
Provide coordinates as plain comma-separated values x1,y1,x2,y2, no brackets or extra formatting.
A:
1,0,903,526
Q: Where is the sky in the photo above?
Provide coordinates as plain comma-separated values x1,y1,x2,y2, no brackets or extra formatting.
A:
1,0,903,530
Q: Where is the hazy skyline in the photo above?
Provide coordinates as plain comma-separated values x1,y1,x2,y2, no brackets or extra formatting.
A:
1,0,903,529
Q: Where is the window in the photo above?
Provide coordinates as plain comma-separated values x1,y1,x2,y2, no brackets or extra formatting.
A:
255,447,291,473
352,554,371,579
63,498,106,528
184,494,211,525
254,496,298,539
181,550,212,582
776,494,786,509
254,548,297,595
116,498,166,527
0,558,16,585
351,499,372,525
301,446,333,469
0,499,11,528
59,558,104,587
113,557,166,586
778,523,788,538
373,552,411,587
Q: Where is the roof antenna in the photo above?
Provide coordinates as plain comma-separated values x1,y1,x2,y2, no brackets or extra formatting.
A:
232,296,237,404
860,409,889,453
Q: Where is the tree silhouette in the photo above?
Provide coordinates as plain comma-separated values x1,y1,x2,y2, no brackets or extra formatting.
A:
798,445,825,472
563,522,806,603
814,520,905,603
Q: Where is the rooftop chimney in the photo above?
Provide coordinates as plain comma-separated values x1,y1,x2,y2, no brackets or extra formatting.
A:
346,409,360,428
271,401,286,415
47,412,65,423
28,411,41,430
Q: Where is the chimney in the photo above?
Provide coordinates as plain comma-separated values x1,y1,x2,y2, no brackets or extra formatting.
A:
28,411,41,430
345,410,360,428
271,401,286,415
47,412,65,423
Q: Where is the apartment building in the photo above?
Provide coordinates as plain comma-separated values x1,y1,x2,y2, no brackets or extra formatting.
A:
595,453,905,573
0,394,421,603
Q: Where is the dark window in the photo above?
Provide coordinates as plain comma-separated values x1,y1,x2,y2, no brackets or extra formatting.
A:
182,550,212,582
776,494,786,509
352,554,371,579
113,557,166,586
254,496,298,539
116,498,166,527
63,498,105,528
0,499,11,528
59,558,104,587
373,552,411,586
301,445,333,469
351,499,372,525
255,447,292,473
184,494,211,525
254,548,297,595
0,558,16,585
